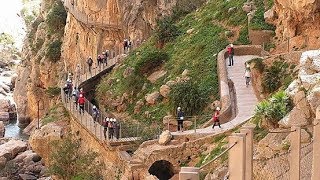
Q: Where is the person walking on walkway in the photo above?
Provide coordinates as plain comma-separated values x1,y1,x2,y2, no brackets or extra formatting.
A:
104,50,109,66
72,86,79,109
108,118,115,140
87,56,93,75
78,94,85,115
103,117,109,140
227,44,234,66
63,84,69,103
123,39,128,53
244,63,251,87
177,107,184,132
97,55,102,70
212,107,221,129
92,105,100,125
114,119,120,139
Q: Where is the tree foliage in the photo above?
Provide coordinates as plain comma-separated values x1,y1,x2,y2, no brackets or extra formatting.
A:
46,1,67,34
169,81,209,116
155,17,181,44
46,40,62,62
49,135,104,180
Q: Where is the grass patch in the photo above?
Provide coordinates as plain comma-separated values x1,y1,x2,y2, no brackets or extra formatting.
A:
42,103,69,126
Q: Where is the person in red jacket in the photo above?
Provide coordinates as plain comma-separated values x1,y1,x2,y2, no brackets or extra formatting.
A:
212,107,221,129
78,94,85,115
227,44,234,66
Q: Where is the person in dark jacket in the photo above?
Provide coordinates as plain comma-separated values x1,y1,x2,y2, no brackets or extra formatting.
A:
227,44,234,66
177,107,185,132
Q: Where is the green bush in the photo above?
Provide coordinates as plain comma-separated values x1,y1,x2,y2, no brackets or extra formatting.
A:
49,134,104,180
172,0,206,21
248,58,265,73
155,17,181,44
46,1,67,34
46,40,62,62
135,49,169,75
236,26,250,45
254,90,292,126
169,81,210,116
249,0,275,30
262,61,291,93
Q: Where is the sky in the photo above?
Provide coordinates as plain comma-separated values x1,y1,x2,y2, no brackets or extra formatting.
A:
0,0,26,49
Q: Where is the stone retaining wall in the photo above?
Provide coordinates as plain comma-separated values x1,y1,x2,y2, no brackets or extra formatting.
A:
218,45,262,124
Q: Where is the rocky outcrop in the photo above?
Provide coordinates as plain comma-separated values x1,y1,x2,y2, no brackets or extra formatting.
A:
268,0,320,50
0,99,17,123
0,122,4,138
145,91,160,105
281,50,320,127
0,140,47,179
29,123,64,164
158,130,172,145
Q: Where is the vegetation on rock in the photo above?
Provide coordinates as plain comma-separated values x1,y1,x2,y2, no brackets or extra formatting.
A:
49,134,104,180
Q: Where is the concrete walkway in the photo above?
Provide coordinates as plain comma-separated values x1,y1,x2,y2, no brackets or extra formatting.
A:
172,55,259,135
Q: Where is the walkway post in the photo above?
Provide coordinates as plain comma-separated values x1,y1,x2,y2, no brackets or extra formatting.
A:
240,126,254,180
290,126,301,180
229,133,246,180
312,106,320,180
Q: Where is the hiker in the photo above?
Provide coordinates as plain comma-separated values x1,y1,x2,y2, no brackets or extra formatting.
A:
75,64,81,83
128,38,132,52
103,117,109,140
212,107,221,129
114,119,120,139
244,63,251,87
68,72,73,82
63,84,69,102
92,105,100,125
78,94,85,115
227,44,234,66
72,86,79,109
87,56,93,75
97,55,102,69
123,39,128,53
104,50,109,66
108,118,115,140
66,79,73,100
177,107,185,132
79,88,84,97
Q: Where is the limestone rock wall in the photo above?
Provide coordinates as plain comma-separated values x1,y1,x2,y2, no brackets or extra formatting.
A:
14,0,64,127
269,0,320,49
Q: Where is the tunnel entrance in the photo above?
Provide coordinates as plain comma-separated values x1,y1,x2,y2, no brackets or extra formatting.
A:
148,160,175,180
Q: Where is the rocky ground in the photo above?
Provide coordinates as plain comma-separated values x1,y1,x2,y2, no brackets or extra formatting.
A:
0,138,50,180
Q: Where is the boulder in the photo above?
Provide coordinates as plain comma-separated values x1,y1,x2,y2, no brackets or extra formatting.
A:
264,7,276,24
134,100,144,114
284,129,311,144
18,174,37,180
145,92,160,105
307,84,320,114
0,112,9,122
159,85,171,98
0,121,4,137
228,7,237,13
0,99,11,112
0,156,6,169
225,31,234,37
147,70,167,83
158,130,172,145
278,107,310,128
181,69,189,78
285,79,301,98
0,140,27,161
242,2,255,13
186,28,194,34
165,80,176,87
123,67,134,78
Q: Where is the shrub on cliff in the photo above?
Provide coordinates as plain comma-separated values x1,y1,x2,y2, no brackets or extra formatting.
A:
253,90,293,127
169,81,209,116
46,1,67,34
46,40,62,62
49,134,104,180
155,17,181,45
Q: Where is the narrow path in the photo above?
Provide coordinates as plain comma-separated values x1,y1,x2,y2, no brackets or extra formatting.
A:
63,0,122,30
172,55,258,135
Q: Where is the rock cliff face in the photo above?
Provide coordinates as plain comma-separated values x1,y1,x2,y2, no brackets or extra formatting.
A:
268,0,320,49
14,0,65,126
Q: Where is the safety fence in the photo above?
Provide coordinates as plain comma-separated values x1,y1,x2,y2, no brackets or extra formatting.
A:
60,53,163,146
180,111,320,180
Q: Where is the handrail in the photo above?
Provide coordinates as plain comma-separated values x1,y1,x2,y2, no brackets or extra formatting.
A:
199,142,237,170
